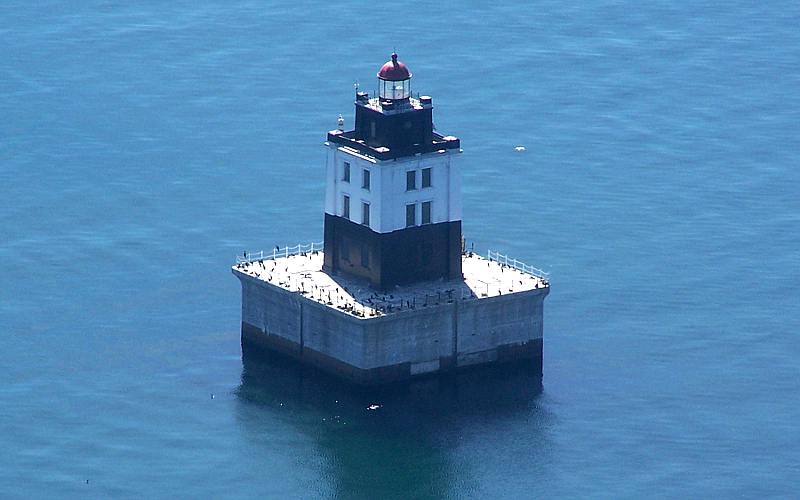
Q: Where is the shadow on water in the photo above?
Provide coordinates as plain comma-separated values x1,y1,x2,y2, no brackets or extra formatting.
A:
235,346,549,498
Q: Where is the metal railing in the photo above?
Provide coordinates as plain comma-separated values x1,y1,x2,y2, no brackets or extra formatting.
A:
236,241,323,264
487,249,549,279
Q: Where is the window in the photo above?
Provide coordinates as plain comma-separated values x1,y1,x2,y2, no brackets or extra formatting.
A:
422,167,432,188
362,202,370,226
406,170,416,191
406,204,416,227
421,201,432,224
361,244,370,268
341,238,350,262
422,242,433,262
342,195,350,219
343,162,350,182
362,169,370,190
370,121,376,138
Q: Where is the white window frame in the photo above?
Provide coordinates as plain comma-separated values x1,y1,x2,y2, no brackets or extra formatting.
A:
361,201,370,227
421,200,432,225
406,170,416,191
421,167,432,188
405,203,416,227
362,169,370,191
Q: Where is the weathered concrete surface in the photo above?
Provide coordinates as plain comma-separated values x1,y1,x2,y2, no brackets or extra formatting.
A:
233,251,549,318
234,266,548,385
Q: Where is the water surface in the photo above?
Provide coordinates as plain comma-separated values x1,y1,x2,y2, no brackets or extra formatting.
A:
2,1,799,497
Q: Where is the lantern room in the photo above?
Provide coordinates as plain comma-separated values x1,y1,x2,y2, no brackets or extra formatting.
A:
377,53,412,100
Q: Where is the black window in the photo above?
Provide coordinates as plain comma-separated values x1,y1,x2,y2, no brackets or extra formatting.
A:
422,242,433,262
422,167,432,188
342,195,350,219
343,162,350,182
406,204,416,227
361,244,370,268
421,201,431,224
341,238,350,262
362,169,370,190
406,170,416,191
362,202,370,226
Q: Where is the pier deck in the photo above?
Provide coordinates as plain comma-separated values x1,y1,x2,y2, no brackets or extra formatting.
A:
233,252,549,318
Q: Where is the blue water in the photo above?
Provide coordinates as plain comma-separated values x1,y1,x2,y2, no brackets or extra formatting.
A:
2,1,799,497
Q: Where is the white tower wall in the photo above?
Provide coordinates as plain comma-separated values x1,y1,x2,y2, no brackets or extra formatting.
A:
324,140,462,234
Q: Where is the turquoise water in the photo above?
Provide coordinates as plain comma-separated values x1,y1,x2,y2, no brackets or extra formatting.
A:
2,1,799,497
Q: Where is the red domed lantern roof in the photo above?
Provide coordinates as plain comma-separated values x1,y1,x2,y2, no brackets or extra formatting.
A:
378,53,411,81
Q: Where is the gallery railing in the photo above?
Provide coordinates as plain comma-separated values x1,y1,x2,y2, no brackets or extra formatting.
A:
236,241,324,264
487,249,549,279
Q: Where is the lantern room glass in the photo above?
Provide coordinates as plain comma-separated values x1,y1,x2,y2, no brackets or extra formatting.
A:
379,78,410,100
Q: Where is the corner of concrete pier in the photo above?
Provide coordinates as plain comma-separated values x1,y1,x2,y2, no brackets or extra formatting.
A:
232,251,548,384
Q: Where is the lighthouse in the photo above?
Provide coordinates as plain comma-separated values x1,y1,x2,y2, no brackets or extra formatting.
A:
233,54,550,385
323,53,462,290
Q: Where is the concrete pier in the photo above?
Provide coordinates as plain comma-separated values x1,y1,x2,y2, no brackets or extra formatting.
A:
233,251,549,385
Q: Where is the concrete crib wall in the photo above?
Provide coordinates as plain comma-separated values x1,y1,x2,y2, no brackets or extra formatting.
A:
363,305,455,371
301,299,366,369
238,271,548,382
456,290,545,366
242,278,302,354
